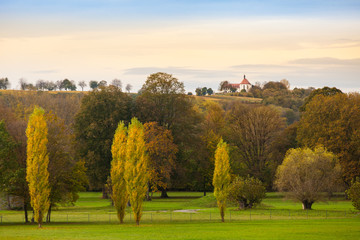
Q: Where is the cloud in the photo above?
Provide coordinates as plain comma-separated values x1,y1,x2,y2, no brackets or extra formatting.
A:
123,67,238,79
30,70,59,74
289,57,360,66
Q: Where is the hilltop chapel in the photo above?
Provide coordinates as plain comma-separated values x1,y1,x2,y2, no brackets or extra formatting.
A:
228,75,252,92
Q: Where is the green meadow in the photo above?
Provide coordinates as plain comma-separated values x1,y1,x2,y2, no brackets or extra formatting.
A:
1,192,359,240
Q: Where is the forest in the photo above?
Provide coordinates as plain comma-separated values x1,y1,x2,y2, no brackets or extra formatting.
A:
1,72,359,221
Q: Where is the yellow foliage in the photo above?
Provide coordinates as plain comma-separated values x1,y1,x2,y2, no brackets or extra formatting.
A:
110,121,128,223
213,138,231,222
26,106,51,227
124,117,149,225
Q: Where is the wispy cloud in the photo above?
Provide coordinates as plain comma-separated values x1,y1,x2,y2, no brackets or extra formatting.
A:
289,57,360,66
30,70,59,74
124,67,238,79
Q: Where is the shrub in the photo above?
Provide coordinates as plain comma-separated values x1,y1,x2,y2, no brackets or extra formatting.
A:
346,178,360,211
228,176,266,209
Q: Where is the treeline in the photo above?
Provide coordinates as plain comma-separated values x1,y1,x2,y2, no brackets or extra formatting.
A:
1,72,359,215
0,77,133,92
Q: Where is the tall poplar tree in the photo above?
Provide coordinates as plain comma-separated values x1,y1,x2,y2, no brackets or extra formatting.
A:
213,138,231,222
110,121,128,223
26,106,50,228
124,117,148,225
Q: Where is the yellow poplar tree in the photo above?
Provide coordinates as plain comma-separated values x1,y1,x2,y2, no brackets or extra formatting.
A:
26,106,51,228
110,121,128,223
124,117,148,225
213,138,231,222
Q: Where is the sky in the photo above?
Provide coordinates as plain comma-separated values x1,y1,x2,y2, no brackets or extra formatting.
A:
1,0,360,92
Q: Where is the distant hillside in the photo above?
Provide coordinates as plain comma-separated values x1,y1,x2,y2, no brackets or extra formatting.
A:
195,94,263,104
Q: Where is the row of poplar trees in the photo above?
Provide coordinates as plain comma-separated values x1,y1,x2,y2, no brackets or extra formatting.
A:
111,118,148,225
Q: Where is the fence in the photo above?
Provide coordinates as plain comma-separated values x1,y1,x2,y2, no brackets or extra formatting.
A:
0,209,358,224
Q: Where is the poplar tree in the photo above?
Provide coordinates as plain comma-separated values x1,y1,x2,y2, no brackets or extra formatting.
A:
124,117,148,225
26,106,50,228
213,138,231,222
110,121,128,223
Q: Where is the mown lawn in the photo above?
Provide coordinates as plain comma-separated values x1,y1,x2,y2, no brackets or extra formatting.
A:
1,219,360,240
1,192,359,239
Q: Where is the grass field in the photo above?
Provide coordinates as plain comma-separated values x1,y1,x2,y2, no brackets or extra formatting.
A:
1,192,359,239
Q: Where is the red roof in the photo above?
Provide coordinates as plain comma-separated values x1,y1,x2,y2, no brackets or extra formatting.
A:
240,78,251,85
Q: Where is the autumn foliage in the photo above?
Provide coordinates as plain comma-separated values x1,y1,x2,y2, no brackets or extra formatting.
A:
213,139,231,222
26,106,51,227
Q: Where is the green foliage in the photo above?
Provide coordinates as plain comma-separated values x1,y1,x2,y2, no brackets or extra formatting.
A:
89,80,98,89
228,176,266,209
135,72,204,191
26,106,51,227
46,112,87,211
0,77,10,89
144,122,177,194
297,93,360,184
124,117,149,225
0,120,17,193
195,87,202,96
275,147,342,210
224,103,285,187
346,178,360,211
300,86,343,111
213,139,231,222
74,85,132,190
110,121,128,223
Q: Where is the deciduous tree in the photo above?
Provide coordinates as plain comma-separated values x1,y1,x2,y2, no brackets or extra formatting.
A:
297,93,360,184
75,86,132,192
213,139,231,222
275,147,341,210
224,103,285,186
110,121,128,223
144,122,177,199
124,118,148,225
26,107,51,227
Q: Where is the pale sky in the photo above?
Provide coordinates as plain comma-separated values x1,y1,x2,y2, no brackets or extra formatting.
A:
1,0,360,92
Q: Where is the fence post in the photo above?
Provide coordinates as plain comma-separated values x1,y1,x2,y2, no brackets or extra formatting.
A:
270,209,271,220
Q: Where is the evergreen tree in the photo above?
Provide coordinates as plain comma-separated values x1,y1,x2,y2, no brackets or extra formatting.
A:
26,107,50,228
124,118,148,225
110,121,128,223
213,139,231,222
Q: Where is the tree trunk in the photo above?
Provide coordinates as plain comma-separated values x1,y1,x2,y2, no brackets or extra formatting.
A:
145,184,152,201
102,186,109,199
24,201,29,223
46,205,52,223
160,188,169,198
302,200,313,210
203,177,207,196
